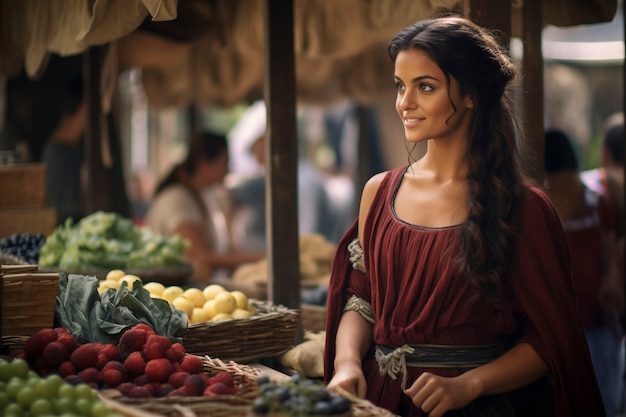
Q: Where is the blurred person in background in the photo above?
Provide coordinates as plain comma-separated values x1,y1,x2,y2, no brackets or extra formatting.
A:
145,131,264,285
544,128,623,417
227,100,339,251
581,112,624,239
42,75,87,225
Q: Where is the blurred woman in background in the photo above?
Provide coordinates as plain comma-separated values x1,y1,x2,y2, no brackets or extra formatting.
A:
145,131,263,285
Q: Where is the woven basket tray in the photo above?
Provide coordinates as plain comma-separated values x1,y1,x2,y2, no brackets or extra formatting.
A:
1,264,59,337
100,357,397,417
182,300,300,363
99,356,261,417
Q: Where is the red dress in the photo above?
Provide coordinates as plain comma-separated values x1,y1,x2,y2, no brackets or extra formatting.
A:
324,166,604,416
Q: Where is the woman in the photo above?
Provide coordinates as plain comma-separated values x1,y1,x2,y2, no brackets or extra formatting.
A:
145,131,263,285
324,16,604,416
543,129,622,416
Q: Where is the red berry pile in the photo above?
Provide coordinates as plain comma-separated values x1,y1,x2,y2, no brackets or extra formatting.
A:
10,324,237,398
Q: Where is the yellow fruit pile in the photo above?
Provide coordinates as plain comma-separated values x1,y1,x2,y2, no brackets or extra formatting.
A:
99,271,258,325
98,269,143,293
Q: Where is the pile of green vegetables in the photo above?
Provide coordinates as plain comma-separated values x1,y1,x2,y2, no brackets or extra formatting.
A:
39,211,188,269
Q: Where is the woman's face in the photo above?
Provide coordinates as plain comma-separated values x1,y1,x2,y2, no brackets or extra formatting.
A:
394,48,473,144
198,150,229,187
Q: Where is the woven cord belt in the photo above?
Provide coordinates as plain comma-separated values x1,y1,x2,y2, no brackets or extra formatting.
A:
375,343,504,392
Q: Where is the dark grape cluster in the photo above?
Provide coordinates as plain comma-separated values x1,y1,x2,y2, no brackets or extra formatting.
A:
251,373,351,416
0,232,46,264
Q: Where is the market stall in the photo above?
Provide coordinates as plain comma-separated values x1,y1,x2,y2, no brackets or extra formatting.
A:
0,0,621,416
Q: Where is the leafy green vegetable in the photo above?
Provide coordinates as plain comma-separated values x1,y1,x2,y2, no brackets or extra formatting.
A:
55,273,188,344
39,211,189,269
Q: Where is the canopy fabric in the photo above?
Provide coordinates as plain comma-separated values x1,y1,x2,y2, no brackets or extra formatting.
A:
0,0,619,107
0,0,178,78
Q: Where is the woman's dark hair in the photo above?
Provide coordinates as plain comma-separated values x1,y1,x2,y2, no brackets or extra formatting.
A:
155,131,228,210
603,115,624,165
544,129,579,173
388,16,526,303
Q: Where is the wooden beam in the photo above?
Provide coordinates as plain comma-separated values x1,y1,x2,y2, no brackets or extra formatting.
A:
522,0,544,184
83,46,113,214
466,0,511,46
263,0,300,320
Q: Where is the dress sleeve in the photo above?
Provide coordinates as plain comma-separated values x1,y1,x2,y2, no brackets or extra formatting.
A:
508,186,605,416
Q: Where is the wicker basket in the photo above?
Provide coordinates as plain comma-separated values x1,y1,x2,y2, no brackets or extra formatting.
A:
99,356,397,417
182,300,300,363
300,304,327,332
99,356,261,417
1,264,59,337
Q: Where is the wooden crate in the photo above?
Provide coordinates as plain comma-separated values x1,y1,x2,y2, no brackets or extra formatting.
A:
0,164,47,208
0,207,57,238
0,265,59,337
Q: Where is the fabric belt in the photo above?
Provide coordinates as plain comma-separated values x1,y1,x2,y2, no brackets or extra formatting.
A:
375,343,504,392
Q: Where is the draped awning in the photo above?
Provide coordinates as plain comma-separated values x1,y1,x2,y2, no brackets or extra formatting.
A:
0,0,619,108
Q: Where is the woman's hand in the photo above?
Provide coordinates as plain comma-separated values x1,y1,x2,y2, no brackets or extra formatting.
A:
327,360,368,398
405,372,479,417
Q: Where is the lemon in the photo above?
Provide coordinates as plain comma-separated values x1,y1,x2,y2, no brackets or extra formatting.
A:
247,302,258,316
106,269,126,281
120,274,142,289
202,299,217,318
162,286,184,303
211,313,232,322
213,291,237,314
230,308,252,319
183,288,206,308
202,284,226,301
143,282,166,297
191,307,212,324
98,279,119,294
172,296,194,317
230,290,249,309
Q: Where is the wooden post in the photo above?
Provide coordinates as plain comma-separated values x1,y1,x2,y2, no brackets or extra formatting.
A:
263,0,301,323
83,46,113,213
521,0,544,184
466,0,511,46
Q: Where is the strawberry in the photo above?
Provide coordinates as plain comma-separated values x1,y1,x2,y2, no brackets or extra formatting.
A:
58,361,76,378
167,387,189,397
203,382,229,396
56,333,79,354
165,343,186,363
102,369,124,388
101,344,121,361
124,351,146,376
183,374,205,396
154,383,174,398
133,323,156,336
180,355,203,375
24,328,57,360
117,382,136,396
118,329,148,354
78,367,101,385
143,335,171,360
168,371,190,388
42,342,69,369
208,371,234,388
102,360,127,376
145,358,174,383
70,343,100,371
128,386,152,398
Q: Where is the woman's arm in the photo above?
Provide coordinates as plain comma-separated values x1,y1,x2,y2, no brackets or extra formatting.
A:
405,342,548,417
327,311,374,398
174,223,264,279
